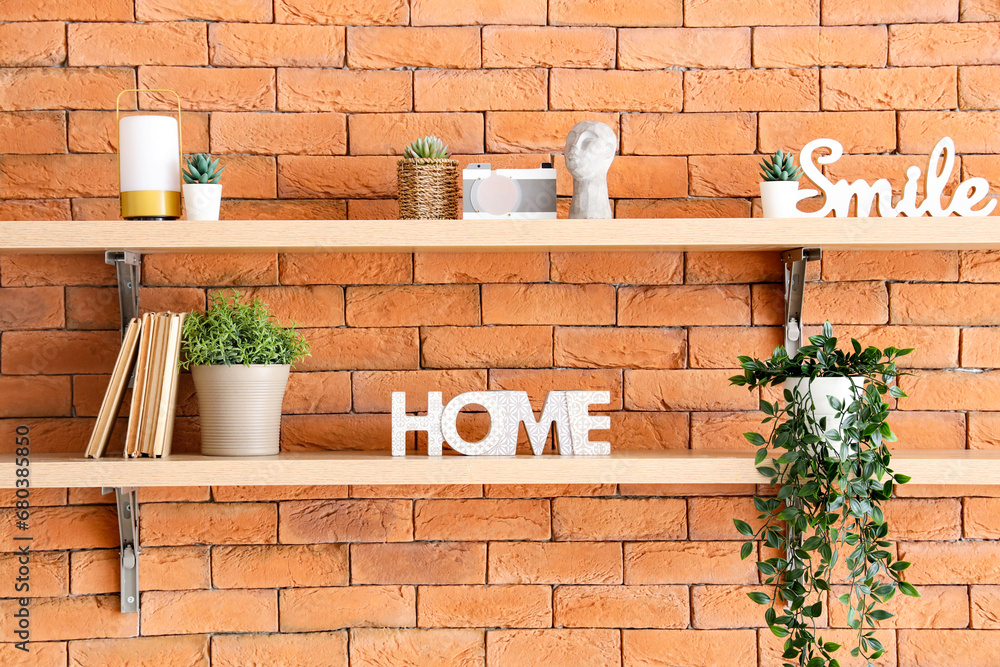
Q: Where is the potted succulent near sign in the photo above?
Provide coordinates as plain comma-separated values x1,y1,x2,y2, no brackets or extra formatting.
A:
759,149,804,218
181,290,310,456
182,153,225,221
397,136,460,219
729,322,919,667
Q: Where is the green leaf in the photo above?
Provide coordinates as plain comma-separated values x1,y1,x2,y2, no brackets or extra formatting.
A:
868,609,894,621
748,592,772,605
744,431,766,446
899,581,920,597
734,519,755,536
740,541,754,560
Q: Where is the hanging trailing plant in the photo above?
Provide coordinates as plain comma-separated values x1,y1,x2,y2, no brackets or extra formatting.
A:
729,322,919,667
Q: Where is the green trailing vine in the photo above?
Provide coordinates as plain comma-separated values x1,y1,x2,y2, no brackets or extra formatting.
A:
729,322,918,667
180,290,310,369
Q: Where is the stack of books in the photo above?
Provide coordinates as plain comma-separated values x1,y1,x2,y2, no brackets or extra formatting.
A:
85,312,187,458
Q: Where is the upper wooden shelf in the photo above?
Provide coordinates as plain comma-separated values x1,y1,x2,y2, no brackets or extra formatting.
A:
1,450,996,488
3,218,1000,254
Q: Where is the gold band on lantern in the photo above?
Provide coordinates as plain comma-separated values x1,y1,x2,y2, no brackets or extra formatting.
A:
116,89,184,219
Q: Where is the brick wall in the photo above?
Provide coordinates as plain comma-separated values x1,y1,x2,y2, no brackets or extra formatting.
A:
2,1,1000,665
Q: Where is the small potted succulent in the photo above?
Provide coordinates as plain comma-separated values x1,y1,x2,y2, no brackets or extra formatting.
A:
759,149,804,218
181,290,310,456
397,136,460,219
182,153,225,221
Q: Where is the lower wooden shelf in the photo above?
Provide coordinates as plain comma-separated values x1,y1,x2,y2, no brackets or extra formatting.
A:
1,450,997,488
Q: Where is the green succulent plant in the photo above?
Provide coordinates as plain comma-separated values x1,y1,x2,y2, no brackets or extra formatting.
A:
183,153,225,185
403,136,450,160
760,149,802,182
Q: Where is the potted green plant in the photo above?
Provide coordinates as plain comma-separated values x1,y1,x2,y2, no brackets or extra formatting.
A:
729,322,919,667
180,290,309,456
760,149,805,218
397,136,459,219
182,153,225,221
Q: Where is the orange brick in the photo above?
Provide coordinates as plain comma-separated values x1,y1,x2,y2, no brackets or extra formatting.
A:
609,411,690,450
488,368,621,409
0,67,135,111
617,198,751,219
137,0,270,20
1,154,117,198
210,112,345,155
70,546,209,595
884,498,962,540
483,26,614,68
550,69,682,112
687,0,818,25
891,23,1000,67
555,585,687,628
413,0,544,25
555,327,686,369
415,252,548,283
687,496,767,541
140,502,275,547
960,66,1000,110
347,285,479,327
419,585,551,628
621,27,749,69
421,326,553,369
278,69,410,113
685,69,819,112
760,628,894,666
900,629,1000,666
415,499,550,541
626,629,756,665
200,154,277,199
0,595,135,641
0,417,120,455
486,111,618,152
550,251,682,284
619,285,751,326
349,112,483,155
481,284,613,326
280,499,411,543
280,252,411,285
688,412,762,449
0,286,64,330
891,283,1000,325
962,328,1000,367
821,154,964,198
824,0,957,23
212,544,347,588
899,111,1000,153
276,0,407,24
758,111,895,153
0,0,132,20
689,155,774,197
756,26,886,68
352,542,486,585
487,629,617,666
142,253,276,286
348,26,480,69
625,369,756,411
210,24,344,67
552,498,685,541
1,331,119,375
753,281,888,325
0,23,65,67
688,326,783,369
822,67,957,111
550,0,681,25
142,589,276,635
693,584,817,629
972,586,1000,628
965,498,1000,538
899,541,1000,584
223,198,347,220
626,541,757,585
0,199,71,221
0,550,67,597
280,586,415,631
352,629,485,667
962,249,1000,282
278,155,398,198
353,369,486,412
622,112,755,155
69,22,206,66
280,414,399,452
305,327,421,372
489,542,622,584
69,635,209,667
823,250,958,281
67,110,208,154
415,69,547,112
887,411,966,450
138,66,273,112
805,324,959,369
212,633,346,667
829,585,968,629
963,0,1000,20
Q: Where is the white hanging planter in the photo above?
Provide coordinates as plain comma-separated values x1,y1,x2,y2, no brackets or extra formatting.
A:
183,183,222,221
783,376,864,457
760,180,802,218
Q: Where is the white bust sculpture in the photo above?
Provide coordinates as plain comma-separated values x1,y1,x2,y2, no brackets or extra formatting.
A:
565,121,616,219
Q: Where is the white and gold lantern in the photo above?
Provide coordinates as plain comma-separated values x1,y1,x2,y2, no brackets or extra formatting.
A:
116,89,183,220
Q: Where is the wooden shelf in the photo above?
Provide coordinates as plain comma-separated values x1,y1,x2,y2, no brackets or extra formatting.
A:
4,218,1000,254
1,450,997,488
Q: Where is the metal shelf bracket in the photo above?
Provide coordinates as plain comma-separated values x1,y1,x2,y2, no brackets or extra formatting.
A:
105,250,142,341
782,248,822,355
102,486,140,614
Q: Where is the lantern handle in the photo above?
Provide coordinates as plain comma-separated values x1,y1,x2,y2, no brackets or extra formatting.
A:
115,89,184,212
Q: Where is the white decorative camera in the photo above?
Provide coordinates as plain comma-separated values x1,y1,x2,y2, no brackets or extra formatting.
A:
462,163,557,220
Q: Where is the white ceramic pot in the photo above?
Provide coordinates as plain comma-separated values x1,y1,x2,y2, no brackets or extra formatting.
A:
760,180,802,218
783,376,864,458
191,364,290,456
182,183,222,221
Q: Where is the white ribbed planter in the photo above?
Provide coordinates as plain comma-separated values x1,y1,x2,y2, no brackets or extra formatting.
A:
192,364,290,456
